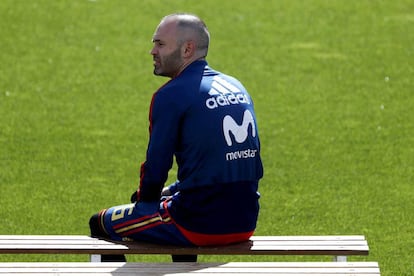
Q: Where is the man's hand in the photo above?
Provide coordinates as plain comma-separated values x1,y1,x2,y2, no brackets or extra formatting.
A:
161,186,172,196
130,190,138,203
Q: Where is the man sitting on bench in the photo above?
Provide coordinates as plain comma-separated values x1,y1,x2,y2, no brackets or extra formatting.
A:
89,13,263,262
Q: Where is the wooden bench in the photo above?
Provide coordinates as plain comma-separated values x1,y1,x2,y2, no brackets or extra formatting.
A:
0,235,369,262
0,262,381,275
0,235,380,275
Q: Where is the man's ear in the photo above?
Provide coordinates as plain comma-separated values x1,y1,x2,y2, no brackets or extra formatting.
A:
182,40,196,58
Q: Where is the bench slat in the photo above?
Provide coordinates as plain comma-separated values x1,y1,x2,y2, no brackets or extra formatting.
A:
0,235,366,241
250,235,366,241
0,235,369,256
0,262,381,275
0,240,367,246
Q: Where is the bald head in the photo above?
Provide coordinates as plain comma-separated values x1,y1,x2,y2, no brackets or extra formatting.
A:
150,13,210,78
160,13,210,58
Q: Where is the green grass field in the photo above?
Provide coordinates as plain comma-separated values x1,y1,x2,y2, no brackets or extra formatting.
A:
0,0,413,274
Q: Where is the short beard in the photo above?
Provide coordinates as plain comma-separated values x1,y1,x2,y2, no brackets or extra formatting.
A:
154,47,183,78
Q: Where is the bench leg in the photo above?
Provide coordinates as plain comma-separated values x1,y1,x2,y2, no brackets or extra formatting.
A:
171,255,198,262
333,256,347,262
90,254,126,262
90,254,101,262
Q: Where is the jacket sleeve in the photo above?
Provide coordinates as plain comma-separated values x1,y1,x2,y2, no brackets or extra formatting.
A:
137,90,181,202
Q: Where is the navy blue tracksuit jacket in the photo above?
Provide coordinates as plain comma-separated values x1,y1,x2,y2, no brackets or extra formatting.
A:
138,60,263,245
